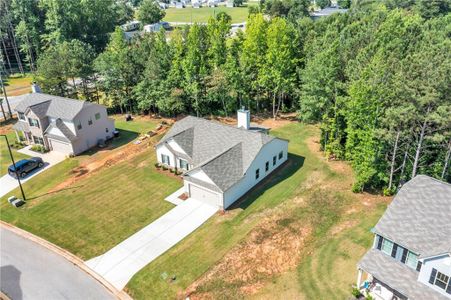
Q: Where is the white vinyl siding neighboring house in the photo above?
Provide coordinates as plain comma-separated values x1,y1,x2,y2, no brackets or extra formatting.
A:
13,92,115,156
156,111,288,209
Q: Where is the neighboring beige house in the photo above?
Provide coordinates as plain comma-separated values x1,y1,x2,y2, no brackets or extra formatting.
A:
156,108,289,209
357,175,451,300
12,92,115,156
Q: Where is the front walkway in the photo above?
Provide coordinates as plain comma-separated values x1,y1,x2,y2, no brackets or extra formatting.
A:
0,146,66,198
86,198,218,290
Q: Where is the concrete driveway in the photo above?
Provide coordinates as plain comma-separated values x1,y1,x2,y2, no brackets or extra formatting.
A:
0,225,117,300
0,147,66,198
86,198,218,290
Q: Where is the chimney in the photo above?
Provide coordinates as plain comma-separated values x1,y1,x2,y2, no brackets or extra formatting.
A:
31,82,42,93
237,106,250,130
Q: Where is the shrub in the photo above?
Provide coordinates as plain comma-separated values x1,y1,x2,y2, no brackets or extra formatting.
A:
162,165,168,171
30,144,48,153
154,162,161,168
351,288,362,298
169,168,175,173
383,187,395,196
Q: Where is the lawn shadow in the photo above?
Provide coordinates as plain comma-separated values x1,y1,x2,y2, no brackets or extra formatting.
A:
229,153,305,210
80,129,139,156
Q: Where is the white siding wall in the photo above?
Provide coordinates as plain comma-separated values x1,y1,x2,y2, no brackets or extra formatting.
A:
418,254,451,297
167,139,187,154
156,144,176,168
223,139,288,208
71,106,115,154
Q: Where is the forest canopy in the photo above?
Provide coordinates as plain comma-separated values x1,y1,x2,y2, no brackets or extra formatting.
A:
1,0,450,191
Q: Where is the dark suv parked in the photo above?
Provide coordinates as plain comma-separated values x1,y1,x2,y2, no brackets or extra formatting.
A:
8,157,44,178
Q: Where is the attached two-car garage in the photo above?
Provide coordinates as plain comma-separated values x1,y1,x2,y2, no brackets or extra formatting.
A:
188,184,222,207
48,138,74,155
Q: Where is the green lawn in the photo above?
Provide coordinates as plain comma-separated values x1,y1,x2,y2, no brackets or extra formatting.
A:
163,6,252,23
0,117,180,259
4,74,33,96
0,131,30,176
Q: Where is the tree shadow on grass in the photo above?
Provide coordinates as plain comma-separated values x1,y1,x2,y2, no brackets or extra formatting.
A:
80,129,139,156
228,153,305,211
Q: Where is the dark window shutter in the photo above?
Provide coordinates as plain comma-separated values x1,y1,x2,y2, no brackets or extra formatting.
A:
391,244,398,258
446,277,451,294
401,248,408,263
429,268,437,284
416,261,422,272
376,235,383,250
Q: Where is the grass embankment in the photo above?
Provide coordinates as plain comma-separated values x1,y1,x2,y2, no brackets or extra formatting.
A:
164,6,252,23
0,117,180,259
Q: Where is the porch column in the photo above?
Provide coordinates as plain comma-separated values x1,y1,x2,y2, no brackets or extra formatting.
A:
357,268,363,288
14,130,20,142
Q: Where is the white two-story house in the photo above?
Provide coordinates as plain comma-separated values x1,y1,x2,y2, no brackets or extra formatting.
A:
12,91,115,156
357,175,451,300
155,108,289,209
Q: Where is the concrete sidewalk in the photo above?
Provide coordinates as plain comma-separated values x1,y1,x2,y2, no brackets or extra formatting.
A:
86,198,218,290
0,147,66,198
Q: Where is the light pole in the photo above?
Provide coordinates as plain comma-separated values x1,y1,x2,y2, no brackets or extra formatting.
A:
1,134,26,200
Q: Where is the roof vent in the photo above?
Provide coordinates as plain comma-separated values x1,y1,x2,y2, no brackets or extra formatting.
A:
31,82,42,93
237,107,250,130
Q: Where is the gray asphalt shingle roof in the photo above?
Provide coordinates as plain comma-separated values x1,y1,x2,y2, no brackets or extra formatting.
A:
374,175,451,258
159,116,282,191
15,93,97,120
358,249,448,300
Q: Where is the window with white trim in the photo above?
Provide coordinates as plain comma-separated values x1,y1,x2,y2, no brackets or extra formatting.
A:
28,118,39,128
18,112,25,120
161,154,170,165
435,271,450,290
405,251,418,269
95,112,101,120
179,159,189,170
77,120,82,130
255,168,260,180
265,161,269,172
381,238,393,255
278,151,283,160
273,156,276,166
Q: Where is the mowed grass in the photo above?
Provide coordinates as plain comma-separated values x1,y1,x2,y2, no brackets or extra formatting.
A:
126,123,335,299
0,131,30,176
0,118,181,259
163,6,252,23
4,75,33,96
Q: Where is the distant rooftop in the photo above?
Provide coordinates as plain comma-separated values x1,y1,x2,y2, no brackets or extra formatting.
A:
311,6,348,18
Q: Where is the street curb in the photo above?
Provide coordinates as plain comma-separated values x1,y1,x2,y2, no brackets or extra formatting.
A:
0,221,132,300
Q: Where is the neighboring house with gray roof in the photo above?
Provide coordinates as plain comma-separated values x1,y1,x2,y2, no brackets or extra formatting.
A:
357,175,451,300
12,91,115,156
156,109,289,209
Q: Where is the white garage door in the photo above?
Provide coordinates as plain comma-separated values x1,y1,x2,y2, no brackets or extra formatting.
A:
49,139,73,155
189,184,221,207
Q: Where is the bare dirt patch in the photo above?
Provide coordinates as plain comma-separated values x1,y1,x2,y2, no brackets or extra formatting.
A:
48,122,170,193
187,214,312,299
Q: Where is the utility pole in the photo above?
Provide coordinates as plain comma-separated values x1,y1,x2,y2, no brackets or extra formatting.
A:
0,69,12,119
1,134,26,201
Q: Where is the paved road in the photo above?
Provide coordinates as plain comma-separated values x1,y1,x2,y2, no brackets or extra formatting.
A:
0,147,66,198
0,226,116,300
86,198,218,290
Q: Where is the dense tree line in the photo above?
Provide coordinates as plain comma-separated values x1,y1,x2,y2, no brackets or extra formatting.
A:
2,0,449,190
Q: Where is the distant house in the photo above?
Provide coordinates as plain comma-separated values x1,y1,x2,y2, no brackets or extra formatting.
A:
120,20,141,32
192,0,201,8
357,175,451,300
226,0,234,7
12,90,115,156
208,0,218,7
155,109,288,209
175,1,185,8
143,22,170,33
310,6,348,20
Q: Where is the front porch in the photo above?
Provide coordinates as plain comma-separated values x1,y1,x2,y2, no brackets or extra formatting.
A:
357,269,407,300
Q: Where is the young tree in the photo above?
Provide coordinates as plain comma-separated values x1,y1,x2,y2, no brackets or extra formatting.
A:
207,12,231,69
137,0,165,24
